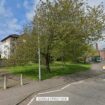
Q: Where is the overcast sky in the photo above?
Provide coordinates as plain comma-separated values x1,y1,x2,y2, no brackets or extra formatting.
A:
0,0,105,48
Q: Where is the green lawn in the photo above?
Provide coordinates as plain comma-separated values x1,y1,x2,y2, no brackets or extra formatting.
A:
7,62,91,80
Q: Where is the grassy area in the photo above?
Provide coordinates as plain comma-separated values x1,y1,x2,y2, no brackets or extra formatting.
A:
7,62,91,80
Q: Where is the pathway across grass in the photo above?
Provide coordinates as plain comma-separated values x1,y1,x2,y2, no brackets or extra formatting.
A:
7,62,91,80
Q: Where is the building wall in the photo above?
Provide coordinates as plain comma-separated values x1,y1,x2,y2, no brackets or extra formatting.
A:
1,38,11,59
0,35,19,59
99,50,105,60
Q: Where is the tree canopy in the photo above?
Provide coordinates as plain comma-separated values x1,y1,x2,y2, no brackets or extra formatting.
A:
8,0,105,72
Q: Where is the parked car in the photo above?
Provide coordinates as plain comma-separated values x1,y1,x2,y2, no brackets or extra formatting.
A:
92,56,102,63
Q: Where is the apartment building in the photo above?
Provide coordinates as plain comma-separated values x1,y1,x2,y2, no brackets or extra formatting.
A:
0,34,19,59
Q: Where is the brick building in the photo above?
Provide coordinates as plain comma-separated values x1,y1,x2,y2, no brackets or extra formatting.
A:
99,49,105,60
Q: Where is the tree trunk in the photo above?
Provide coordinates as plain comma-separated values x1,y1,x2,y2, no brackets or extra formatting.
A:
45,53,51,73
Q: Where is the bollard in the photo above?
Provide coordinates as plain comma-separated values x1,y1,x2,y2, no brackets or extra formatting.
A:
20,74,23,86
4,75,7,90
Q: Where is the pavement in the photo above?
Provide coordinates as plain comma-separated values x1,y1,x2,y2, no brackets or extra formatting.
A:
0,62,105,105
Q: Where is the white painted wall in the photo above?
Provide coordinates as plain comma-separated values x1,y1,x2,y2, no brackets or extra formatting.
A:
0,40,11,59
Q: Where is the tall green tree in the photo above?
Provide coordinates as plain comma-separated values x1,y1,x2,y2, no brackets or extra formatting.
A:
8,0,105,72
7,25,38,66
33,0,105,72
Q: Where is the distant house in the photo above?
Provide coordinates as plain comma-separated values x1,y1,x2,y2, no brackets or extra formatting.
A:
99,48,105,60
0,34,19,59
95,43,105,61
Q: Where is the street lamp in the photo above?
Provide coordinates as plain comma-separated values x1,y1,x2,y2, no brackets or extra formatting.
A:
38,27,41,81
36,4,41,80
38,20,41,81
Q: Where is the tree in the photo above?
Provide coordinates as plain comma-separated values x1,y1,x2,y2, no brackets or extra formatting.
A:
7,25,38,66
33,0,105,72
78,45,97,63
8,0,105,72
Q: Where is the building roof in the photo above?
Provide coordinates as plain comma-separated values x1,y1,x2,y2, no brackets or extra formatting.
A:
1,34,19,42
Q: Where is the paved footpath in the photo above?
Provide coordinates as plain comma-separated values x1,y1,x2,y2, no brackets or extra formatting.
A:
0,62,105,105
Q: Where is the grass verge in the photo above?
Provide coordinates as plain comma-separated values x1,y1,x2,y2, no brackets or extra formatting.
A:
7,62,91,80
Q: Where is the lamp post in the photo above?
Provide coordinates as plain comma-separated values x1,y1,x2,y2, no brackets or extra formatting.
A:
36,5,41,80
38,32,41,81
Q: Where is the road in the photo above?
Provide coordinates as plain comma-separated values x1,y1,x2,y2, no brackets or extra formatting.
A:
28,74,105,105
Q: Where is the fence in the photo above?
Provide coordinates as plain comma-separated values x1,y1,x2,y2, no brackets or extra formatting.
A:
0,73,24,90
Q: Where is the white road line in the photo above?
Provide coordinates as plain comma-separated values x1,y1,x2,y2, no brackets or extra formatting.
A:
27,97,35,105
61,80,84,90
27,80,85,105
61,84,71,90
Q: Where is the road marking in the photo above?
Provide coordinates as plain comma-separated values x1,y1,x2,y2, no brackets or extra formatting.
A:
61,84,71,90
27,97,35,105
27,80,85,105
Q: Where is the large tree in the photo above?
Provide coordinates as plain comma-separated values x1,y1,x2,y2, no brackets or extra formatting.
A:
8,0,105,72
33,0,105,72
7,25,38,66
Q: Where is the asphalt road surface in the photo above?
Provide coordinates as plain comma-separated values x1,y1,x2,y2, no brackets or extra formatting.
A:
27,75,105,105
